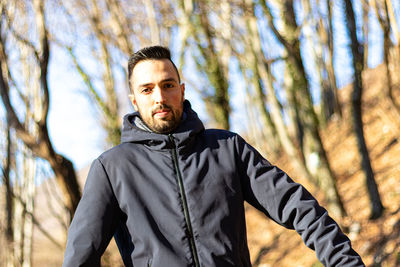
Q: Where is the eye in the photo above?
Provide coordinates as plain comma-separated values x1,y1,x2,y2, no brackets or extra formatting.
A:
141,87,152,94
164,83,174,89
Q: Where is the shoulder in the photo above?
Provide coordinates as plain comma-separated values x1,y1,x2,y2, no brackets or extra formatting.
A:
96,142,141,165
203,128,239,140
198,129,249,154
202,129,249,147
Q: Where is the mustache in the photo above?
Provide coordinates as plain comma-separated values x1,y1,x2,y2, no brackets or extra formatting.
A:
151,104,172,115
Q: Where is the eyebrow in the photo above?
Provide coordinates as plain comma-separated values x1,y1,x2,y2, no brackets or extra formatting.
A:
138,78,178,88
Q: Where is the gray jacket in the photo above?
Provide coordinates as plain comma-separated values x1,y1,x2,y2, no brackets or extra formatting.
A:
63,100,364,267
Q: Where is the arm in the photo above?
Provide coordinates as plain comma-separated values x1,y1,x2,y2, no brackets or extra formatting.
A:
63,158,121,267
235,135,364,266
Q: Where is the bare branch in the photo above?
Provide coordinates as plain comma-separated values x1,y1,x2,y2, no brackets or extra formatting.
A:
0,50,40,153
67,47,115,125
4,19,41,62
33,0,50,125
105,0,134,55
0,12,29,106
143,0,161,44
386,0,400,43
258,0,304,72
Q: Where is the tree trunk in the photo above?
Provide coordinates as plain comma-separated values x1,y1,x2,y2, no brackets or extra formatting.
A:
13,183,24,267
4,125,14,267
385,0,400,64
382,0,400,117
325,0,342,118
238,55,280,157
89,0,121,147
176,0,231,129
8,139,35,267
243,1,281,156
18,146,36,267
362,0,369,68
240,0,316,177
240,63,269,151
257,59,315,183
143,0,161,44
371,0,400,119
261,0,346,217
15,38,37,267
303,0,337,125
198,1,230,130
344,0,384,219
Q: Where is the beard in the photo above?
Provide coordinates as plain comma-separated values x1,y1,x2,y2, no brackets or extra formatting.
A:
138,102,184,134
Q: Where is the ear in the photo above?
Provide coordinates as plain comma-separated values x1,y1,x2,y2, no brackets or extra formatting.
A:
180,83,185,101
129,94,138,111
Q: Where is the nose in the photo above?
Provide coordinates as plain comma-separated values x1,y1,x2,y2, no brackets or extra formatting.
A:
153,86,166,104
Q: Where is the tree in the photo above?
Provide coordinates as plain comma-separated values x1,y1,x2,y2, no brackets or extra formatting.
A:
371,0,400,125
302,0,342,125
362,0,370,68
2,123,14,266
260,0,346,217
237,0,281,157
176,0,231,130
385,0,400,69
0,0,81,221
235,0,317,179
343,0,384,219
324,0,342,119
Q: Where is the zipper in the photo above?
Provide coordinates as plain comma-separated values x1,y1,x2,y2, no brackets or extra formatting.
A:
169,134,200,267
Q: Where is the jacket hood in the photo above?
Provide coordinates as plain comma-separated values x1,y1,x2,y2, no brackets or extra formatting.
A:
121,100,204,148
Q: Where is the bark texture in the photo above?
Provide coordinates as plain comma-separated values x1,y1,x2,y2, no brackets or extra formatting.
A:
344,0,384,219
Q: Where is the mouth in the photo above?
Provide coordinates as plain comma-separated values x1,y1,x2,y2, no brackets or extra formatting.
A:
153,108,171,118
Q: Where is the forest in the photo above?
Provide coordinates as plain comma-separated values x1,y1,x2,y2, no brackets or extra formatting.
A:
0,0,399,266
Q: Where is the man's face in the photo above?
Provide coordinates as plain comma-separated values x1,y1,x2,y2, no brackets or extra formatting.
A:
129,59,185,133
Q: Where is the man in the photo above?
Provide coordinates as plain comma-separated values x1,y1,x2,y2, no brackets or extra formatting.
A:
63,46,364,267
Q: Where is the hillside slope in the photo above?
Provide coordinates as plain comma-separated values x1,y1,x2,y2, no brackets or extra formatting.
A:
246,64,400,267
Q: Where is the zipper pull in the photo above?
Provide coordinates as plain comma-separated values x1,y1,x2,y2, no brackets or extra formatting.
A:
168,134,176,148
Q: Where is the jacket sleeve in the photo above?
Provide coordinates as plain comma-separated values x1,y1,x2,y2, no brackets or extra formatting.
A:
63,158,121,267
234,135,364,267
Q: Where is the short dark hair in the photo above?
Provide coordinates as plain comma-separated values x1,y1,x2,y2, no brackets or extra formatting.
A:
127,46,180,91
